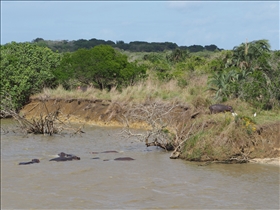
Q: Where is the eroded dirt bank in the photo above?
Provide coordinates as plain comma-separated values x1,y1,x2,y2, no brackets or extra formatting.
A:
20,98,280,165
21,98,127,127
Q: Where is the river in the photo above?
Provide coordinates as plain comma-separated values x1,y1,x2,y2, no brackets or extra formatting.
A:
1,119,279,209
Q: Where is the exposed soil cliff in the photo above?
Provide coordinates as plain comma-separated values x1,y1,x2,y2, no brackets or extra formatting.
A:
21,98,153,129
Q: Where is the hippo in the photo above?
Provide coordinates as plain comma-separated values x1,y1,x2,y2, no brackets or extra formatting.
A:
58,152,77,158
101,150,119,153
209,104,233,114
114,157,135,161
49,152,80,161
19,159,40,165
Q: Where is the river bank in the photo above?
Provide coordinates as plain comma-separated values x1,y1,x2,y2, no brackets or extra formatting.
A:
249,157,280,165
20,98,280,165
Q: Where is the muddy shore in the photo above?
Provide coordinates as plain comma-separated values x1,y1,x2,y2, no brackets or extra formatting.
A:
20,98,280,166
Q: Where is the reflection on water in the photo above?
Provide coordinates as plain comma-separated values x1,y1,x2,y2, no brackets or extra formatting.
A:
1,119,279,209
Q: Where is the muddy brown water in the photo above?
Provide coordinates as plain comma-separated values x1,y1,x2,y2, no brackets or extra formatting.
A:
1,119,279,209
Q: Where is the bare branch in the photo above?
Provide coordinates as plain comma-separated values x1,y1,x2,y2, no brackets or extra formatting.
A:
119,100,193,152
1,92,83,135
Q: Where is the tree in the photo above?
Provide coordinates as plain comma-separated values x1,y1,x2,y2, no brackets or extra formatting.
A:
166,48,189,63
55,45,147,90
232,39,271,71
0,42,61,111
205,44,220,51
186,45,204,52
207,39,279,109
119,100,198,159
32,37,44,43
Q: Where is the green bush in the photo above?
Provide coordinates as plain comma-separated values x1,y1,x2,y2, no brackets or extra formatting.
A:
0,42,61,110
207,40,279,109
54,45,147,90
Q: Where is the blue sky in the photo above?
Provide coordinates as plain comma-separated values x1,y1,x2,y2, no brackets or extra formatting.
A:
1,1,279,50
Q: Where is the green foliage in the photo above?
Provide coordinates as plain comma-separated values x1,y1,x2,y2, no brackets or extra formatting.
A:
231,39,271,70
205,44,220,51
186,132,201,148
143,53,165,63
184,55,207,71
0,42,61,110
55,45,147,90
30,37,222,53
207,39,279,109
183,44,204,52
120,61,147,86
240,70,277,109
143,52,173,81
207,58,225,71
181,131,205,160
207,68,236,101
176,78,188,88
166,48,189,63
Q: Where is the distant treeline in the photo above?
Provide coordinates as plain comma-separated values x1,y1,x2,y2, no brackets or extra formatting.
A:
32,37,223,53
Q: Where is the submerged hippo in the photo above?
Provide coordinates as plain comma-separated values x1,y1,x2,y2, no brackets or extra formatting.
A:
114,157,135,161
58,152,77,158
209,104,233,114
101,150,119,153
91,151,119,154
49,152,80,161
19,159,40,165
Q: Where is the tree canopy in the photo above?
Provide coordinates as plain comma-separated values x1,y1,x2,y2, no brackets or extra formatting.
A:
54,45,147,90
31,37,222,53
0,42,61,110
207,39,280,109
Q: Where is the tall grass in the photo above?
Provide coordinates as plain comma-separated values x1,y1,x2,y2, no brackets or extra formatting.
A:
33,74,211,104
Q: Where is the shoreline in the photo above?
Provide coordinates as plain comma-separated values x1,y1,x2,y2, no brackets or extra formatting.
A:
3,116,279,166
249,157,280,166
18,98,280,165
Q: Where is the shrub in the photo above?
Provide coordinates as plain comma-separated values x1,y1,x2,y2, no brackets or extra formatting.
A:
0,42,61,110
54,45,147,90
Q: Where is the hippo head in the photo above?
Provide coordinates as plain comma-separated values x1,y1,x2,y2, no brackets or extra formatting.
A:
227,106,234,112
72,156,81,160
31,159,40,163
58,152,66,157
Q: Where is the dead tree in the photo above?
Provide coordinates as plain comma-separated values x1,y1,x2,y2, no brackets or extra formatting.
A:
1,93,83,135
120,100,197,158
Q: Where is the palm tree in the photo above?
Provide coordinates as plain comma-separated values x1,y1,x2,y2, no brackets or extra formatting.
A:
207,70,233,100
232,39,271,71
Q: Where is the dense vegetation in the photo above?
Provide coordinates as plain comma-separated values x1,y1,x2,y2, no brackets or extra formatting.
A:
207,40,280,109
1,38,279,114
32,37,222,53
0,42,61,111
55,45,146,90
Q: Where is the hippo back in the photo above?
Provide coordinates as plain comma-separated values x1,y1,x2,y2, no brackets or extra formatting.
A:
209,104,233,114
